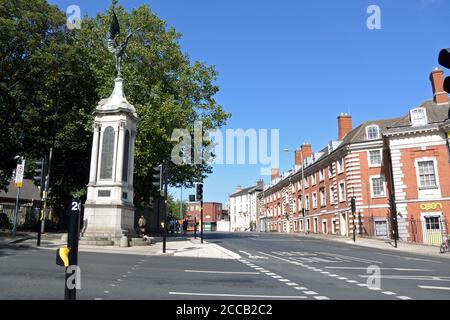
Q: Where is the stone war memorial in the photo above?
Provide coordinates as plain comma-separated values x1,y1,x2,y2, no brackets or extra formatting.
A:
81,11,142,247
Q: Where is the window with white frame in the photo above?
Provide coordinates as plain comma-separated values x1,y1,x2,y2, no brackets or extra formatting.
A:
319,168,324,181
305,195,309,210
417,160,438,188
298,195,302,210
304,177,309,188
339,182,346,202
368,149,382,166
371,176,385,197
410,108,428,126
293,197,297,212
311,173,316,185
366,125,380,140
330,186,335,204
312,192,317,208
320,188,326,207
337,158,344,174
329,164,334,176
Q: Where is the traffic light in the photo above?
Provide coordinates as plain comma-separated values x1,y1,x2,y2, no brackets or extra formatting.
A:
152,165,162,190
33,158,46,188
196,183,203,202
350,197,356,213
438,48,450,93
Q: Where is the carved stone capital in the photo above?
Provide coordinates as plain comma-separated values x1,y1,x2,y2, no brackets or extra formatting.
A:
119,120,127,129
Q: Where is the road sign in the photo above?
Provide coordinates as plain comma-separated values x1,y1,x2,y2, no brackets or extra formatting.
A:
15,161,25,188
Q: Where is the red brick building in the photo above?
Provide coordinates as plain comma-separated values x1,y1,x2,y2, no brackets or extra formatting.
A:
385,69,450,245
259,68,450,245
185,202,223,231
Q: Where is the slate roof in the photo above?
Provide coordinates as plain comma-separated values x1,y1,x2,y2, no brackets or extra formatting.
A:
385,100,450,135
0,179,41,201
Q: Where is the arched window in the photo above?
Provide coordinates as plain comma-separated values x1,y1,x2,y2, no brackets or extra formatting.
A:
100,126,115,180
122,130,130,183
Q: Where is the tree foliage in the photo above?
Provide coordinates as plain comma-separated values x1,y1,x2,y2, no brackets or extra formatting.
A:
0,0,230,210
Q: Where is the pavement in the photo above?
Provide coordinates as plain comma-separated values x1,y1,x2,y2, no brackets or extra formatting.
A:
283,231,450,259
0,231,240,259
1,231,450,300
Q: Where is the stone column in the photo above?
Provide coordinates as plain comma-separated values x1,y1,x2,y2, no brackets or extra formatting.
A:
128,130,136,191
88,123,101,185
116,121,126,183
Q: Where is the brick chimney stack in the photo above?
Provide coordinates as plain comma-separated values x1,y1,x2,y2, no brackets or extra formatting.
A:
301,143,312,162
430,68,449,105
295,149,302,166
337,113,352,140
271,168,279,181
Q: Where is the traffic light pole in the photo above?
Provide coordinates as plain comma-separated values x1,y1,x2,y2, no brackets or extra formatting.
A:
351,197,356,243
194,217,197,239
41,148,53,236
162,160,168,254
200,200,204,244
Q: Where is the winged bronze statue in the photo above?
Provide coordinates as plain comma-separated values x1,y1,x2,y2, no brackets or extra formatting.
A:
107,10,141,77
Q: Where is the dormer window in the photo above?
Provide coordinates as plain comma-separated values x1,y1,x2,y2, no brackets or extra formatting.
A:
366,125,380,140
410,108,428,126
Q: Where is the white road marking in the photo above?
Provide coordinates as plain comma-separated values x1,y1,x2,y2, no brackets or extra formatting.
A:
314,296,330,300
382,291,396,295
104,291,109,294
272,276,282,279
328,274,339,277
358,275,450,282
278,279,290,282
94,298,103,300
325,266,433,272
376,252,441,264
418,285,450,291
346,280,358,283
286,283,299,286
184,270,261,275
111,284,116,287
295,287,307,290
169,292,307,299
267,273,276,276
338,277,348,280
303,291,318,295
397,296,412,300
357,284,368,287
317,252,382,264
321,272,330,274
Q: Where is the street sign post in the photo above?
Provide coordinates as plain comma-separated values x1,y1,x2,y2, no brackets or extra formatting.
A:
12,158,25,237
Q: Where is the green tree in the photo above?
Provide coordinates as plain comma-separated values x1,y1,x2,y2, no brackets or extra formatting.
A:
0,1,230,214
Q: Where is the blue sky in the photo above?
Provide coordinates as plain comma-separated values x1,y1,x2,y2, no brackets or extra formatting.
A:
51,0,450,204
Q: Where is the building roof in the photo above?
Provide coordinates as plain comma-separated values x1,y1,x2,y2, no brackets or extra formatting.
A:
0,179,41,201
385,100,450,135
229,185,256,198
